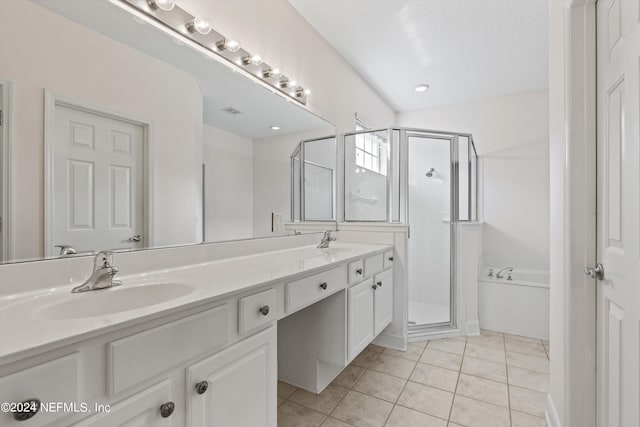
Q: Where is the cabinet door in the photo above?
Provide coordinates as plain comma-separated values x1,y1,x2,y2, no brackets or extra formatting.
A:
374,270,393,336
188,326,277,427
347,278,375,361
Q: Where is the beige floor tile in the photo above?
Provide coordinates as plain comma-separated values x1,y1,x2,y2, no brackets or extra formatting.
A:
289,384,350,415
448,423,465,427
321,417,354,427
428,338,467,355
369,353,417,379
352,370,407,402
331,391,393,427
410,362,459,392
352,349,380,368
456,373,509,407
504,333,543,344
480,329,504,336
396,381,454,420
464,343,506,363
409,340,429,349
509,385,547,417
466,334,505,350
543,340,550,346
278,397,285,406
386,405,448,427
505,339,547,358
461,356,507,383
449,395,510,427
383,345,424,361
420,348,463,371
511,410,547,427
508,366,549,393
332,364,366,388
278,381,298,398
507,351,549,374
367,344,385,353
278,401,327,427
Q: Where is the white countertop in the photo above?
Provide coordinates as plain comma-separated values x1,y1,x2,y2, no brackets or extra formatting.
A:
0,242,391,364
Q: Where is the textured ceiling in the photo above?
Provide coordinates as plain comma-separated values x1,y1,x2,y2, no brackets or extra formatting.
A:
289,0,548,112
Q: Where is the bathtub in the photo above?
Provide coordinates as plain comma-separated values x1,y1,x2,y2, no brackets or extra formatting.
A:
478,267,549,340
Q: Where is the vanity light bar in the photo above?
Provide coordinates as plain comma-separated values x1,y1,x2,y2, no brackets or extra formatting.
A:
122,0,309,105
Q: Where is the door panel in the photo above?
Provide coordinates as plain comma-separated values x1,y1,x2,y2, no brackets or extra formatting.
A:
596,1,640,425
347,278,374,361
374,270,393,336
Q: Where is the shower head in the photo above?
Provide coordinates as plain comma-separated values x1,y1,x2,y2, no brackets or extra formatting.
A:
426,168,435,178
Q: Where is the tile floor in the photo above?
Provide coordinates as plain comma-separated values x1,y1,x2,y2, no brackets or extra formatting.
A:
277,330,550,427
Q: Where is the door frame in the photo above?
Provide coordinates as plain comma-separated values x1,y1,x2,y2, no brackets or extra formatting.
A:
0,78,13,262
43,90,154,257
547,0,597,426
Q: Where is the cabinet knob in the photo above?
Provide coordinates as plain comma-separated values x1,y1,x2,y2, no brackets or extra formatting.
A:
13,399,40,422
356,268,363,275
377,281,383,287
388,256,394,261
259,305,270,316
372,284,378,290
195,380,209,395
160,401,175,418
319,282,328,290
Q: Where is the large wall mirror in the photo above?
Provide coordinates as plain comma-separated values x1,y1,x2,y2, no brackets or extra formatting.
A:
0,0,336,263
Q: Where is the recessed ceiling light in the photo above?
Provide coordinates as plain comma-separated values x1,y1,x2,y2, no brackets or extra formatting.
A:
270,125,281,130
414,84,430,93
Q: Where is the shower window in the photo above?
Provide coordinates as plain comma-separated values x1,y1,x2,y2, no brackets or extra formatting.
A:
355,132,387,176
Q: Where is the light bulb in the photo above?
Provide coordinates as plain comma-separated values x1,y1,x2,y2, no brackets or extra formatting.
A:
187,16,212,35
216,38,240,52
289,80,298,88
304,89,311,95
147,0,175,11
263,67,282,78
242,54,263,66
270,125,281,131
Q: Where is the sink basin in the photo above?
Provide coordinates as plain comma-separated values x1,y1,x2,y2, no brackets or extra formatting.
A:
32,282,195,320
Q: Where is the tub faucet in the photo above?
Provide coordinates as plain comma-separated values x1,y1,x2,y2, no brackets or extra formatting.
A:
71,251,122,293
317,231,336,248
496,267,514,279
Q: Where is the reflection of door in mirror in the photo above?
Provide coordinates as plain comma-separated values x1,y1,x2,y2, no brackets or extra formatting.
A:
48,102,146,257
0,81,5,262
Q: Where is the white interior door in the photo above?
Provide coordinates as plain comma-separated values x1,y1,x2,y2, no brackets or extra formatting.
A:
51,104,144,256
596,0,640,425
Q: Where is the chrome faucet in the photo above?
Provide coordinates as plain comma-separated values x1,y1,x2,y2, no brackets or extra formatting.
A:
71,251,122,293
317,230,336,248
496,267,514,279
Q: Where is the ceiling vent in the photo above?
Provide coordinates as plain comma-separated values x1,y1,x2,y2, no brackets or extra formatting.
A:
221,106,242,115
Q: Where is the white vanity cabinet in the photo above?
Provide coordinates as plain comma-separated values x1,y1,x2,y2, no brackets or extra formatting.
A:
373,269,394,335
187,326,277,427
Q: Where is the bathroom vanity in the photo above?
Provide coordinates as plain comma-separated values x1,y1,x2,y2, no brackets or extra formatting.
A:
0,241,394,426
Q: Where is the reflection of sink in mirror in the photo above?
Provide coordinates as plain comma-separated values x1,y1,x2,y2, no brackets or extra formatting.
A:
0,0,336,265
16,283,195,320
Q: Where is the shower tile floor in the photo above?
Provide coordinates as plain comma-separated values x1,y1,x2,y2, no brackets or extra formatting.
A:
277,330,551,427
408,300,450,326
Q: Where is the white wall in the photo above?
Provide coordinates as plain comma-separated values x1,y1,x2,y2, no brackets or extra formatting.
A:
398,90,550,264
0,0,203,260
203,125,254,242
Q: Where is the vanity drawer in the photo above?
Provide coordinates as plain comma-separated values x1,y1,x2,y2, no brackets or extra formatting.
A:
0,353,79,427
239,288,277,335
383,250,394,270
286,265,346,313
108,304,230,396
364,254,384,278
347,260,365,284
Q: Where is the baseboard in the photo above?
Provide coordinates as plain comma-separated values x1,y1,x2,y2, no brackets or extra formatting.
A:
545,393,561,427
465,320,480,336
372,331,406,351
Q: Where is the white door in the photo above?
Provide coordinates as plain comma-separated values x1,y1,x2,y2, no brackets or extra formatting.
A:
374,269,393,336
51,104,144,256
188,326,277,427
596,0,640,426
347,278,374,361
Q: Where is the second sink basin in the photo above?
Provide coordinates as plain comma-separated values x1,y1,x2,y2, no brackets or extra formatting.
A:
33,282,195,320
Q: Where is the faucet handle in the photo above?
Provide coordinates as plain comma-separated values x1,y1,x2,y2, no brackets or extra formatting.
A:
94,250,115,268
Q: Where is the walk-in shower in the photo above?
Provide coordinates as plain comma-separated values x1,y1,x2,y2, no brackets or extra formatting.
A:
344,128,478,333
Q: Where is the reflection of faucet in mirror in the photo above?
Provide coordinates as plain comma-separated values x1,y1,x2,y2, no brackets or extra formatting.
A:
71,251,122,293
317,231,336,248
55,245,77,257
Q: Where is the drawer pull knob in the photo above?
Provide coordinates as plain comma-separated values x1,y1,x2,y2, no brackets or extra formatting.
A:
160,402,175,418
319,282,328,290
377,281,383,287
13,399,40,421
372,284,378,290
356,268,363,275
259,305,270,316
388,256,394,261
195,380,209,395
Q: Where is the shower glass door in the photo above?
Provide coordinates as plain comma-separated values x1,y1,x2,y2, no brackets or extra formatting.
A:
406,134,454,328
